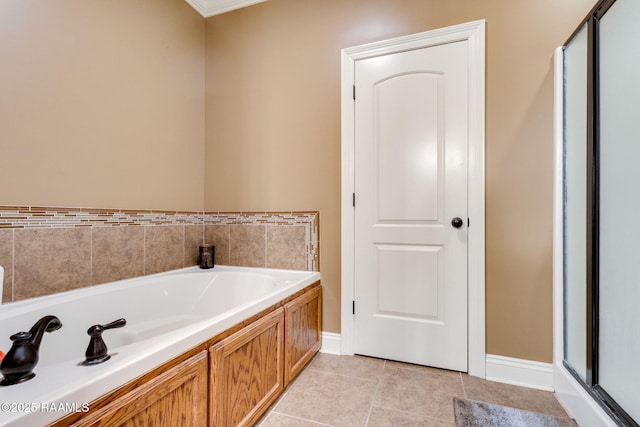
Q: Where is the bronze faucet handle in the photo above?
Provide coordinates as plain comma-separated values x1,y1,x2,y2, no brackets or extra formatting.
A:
87,318,126,336
83,318,126,366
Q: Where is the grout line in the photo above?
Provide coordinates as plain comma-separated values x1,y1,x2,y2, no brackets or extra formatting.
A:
305,366,379,383
365,370,384,426
384,361,464,381
370,404,453,424
11,229,15,302
227,224,231,264
90,227,94,283
364,404,374,426
460,371,468,399
269,386,290,413
182,225,185,267
143,226,147,275
269,411,335,426
263,224,267,268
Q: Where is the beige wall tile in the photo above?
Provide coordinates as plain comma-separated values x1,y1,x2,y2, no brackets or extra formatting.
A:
92,226,144,285
0,229,13,303
184,225,204,267
14,228,91,301
144,226,184,275
205,225,229,265
0,212,315,301
266,225,306,270
229,225,265,268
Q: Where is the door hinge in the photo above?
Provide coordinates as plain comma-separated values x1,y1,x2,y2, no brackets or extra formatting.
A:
352,84,356,101
468,217,470,227
352,193,356,207
352,300,355,315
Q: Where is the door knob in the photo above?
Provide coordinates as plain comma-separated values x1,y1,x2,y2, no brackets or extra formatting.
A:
451,217,464,228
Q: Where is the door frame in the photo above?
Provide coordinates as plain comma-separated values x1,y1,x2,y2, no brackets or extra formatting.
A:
340,20,486,378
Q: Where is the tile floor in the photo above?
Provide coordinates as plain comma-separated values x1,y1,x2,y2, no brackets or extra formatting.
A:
258,353,575,427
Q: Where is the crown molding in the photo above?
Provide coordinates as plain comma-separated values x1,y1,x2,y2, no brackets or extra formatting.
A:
185,0,268,17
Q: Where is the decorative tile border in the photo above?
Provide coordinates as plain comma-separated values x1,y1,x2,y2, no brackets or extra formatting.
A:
0,206,203,228
0,206,319,271
204,211,318,226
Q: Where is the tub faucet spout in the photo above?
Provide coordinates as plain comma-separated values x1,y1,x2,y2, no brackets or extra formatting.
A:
0,315,62,386
28,315,63,351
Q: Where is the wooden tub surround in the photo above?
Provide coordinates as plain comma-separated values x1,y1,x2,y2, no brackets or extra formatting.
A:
49,282,322,427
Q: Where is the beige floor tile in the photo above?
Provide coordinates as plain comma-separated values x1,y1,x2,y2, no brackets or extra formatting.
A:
462,374,569,418
384,360,462,379
260,412,331,426
257,388,293,426
274,368,378,427
373,366,464,423
308,353,386,381
367,406,455,427
267,355,573,427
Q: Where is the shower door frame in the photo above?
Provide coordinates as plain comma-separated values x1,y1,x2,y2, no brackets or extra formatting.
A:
554,0,640,425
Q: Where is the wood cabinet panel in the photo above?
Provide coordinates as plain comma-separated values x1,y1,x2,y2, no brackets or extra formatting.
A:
50,282,321,427
210,308,284,427
284,284,322,386
69,351,208,427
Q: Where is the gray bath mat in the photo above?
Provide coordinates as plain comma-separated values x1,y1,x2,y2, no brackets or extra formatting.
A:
453,398,578,427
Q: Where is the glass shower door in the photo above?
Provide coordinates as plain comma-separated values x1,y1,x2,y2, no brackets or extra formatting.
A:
597,0,640,421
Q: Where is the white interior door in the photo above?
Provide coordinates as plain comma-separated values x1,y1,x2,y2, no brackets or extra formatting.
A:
353,40,469,371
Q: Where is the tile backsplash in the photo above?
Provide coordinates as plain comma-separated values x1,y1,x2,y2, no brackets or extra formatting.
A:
0,206,319,303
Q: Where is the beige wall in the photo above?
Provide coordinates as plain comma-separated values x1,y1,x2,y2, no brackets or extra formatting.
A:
205,0,596,362
0,0,598,364
0,0,206,211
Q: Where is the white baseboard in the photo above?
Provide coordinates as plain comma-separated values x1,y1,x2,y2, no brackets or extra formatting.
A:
320,332,342,355
485,354,554,391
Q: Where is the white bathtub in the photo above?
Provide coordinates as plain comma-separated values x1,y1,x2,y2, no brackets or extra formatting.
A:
0,265,320,427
